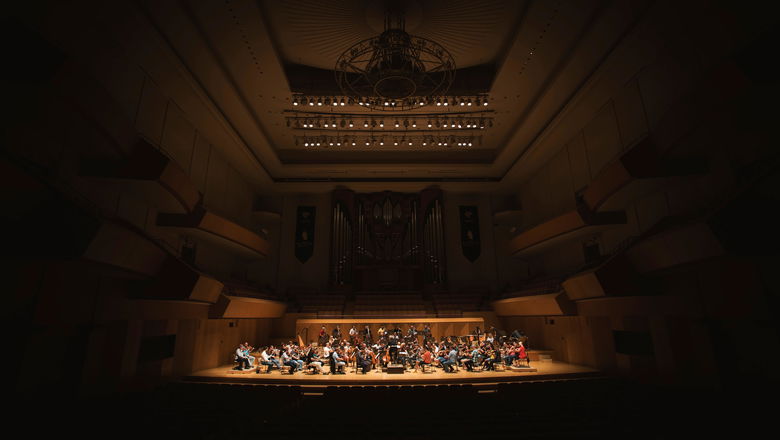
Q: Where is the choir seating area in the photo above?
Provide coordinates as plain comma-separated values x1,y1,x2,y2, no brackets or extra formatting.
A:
294,293,347,316
432,291,487,314
353,294,427,317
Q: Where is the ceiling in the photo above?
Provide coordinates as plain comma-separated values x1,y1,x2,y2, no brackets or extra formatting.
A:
53,0,655,192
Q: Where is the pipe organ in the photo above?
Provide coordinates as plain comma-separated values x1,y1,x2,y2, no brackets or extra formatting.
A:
330,188,446,291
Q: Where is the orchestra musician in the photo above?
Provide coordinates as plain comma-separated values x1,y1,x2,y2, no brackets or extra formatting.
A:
355,348,371,374
332,325,342,343
349,325,358,344
362,325,372,344
422,324,432,343
235,344,250,370
318,326,327,346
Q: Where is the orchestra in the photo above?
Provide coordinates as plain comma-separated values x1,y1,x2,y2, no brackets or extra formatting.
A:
238,326,531,376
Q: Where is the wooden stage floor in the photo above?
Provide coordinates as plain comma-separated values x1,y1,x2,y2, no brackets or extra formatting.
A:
186,361,601,387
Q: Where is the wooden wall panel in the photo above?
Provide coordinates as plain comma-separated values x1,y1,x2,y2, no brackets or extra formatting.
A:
135,79,167,145
160,104,196,172
583,104,622,179
613,81,648,149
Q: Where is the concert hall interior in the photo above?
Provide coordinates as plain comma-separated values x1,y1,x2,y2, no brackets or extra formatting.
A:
3,0,778,437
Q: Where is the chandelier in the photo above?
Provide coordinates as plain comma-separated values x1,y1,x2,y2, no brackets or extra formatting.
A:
334,7,455,111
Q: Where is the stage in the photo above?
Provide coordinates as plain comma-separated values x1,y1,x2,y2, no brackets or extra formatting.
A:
185,361,600,387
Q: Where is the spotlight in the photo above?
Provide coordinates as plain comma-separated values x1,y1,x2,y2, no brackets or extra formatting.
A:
349,119,354,128
379,120,384,127
293,97,299,106
364,120,369,128
467,99,472,106
317,97,322,106
395,120,400,128
308,98,314,106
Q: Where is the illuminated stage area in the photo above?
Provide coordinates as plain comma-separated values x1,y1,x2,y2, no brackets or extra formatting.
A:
187,360,598,386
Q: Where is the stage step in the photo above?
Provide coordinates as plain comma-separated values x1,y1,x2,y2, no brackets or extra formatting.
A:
538,354,553,363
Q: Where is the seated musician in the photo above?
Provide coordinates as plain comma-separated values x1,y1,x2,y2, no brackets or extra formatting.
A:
441,346,459,373
290,347,305,371
260,346,281,371
235,344,250,370
281,349,298,373
421,347,433,370
355,349,371,374
516,342,528,366
471,346,483,368
305,347,323,374
458,346,474,372
331,348,346,374
482,347,498,371
503,343,517,365
243,342,256,368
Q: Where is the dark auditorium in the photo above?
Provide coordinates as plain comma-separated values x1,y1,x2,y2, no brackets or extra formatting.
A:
3,1,778,437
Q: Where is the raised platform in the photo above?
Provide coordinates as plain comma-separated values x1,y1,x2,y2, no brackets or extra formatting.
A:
296,317,484,345
186,361,598,387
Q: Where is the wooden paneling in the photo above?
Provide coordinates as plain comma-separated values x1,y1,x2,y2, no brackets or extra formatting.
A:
210,295,287,319
626,222,724,273
583,104,623,178
157,207,271,259
492,293,576,317
160,103,195,172
509,208,626,257
135,79,167,145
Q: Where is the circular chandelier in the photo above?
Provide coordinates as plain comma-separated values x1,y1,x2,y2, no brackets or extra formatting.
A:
335,8,455,111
